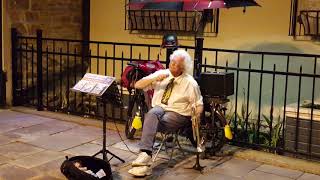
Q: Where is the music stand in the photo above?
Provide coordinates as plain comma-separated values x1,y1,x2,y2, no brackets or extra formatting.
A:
71,73,125,163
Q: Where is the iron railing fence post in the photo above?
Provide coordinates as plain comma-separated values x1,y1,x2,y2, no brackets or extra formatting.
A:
194,37,203,77
165,48,174,68
11,28,19,106
36,29,44,111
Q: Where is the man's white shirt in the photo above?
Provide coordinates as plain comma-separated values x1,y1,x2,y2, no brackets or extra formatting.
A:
142,69,203,116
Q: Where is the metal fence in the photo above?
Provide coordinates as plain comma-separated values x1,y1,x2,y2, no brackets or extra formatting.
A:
200,48,320,159
11,28,320,160
11,28,196,119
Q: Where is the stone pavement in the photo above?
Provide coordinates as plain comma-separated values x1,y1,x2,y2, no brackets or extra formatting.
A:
0,109,319,180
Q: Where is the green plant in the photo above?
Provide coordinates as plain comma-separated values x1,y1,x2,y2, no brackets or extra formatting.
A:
229,90,283,152
262,114,282,150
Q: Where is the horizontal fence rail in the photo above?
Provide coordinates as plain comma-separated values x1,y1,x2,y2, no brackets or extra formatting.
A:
11,28,320,160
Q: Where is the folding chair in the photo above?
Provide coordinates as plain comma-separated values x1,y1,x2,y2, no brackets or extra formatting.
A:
152,120,195,164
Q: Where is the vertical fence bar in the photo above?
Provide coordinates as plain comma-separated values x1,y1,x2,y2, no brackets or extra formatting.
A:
36,30,43,110
256,53,264,144
113,44,116,77
204,57,207,72
25,39,29,103
97,43,99,74
46,47,49,109
194,37,203,77
148,46,150,61
245,62,251,141
121,52,124,120
225,61,228,72
295,66,303,151
112,44,116,119
130,45,133,63
66,42,70,112
269,64,276,147
53,41,56,109
88,50,92,115
308,57,317,154
166,48,173,68
19,41,22,97
105,50,108,76
59,48,63,109
282,56,290,150
96,44,100,114
11,28,18,106
121,51,124,96
233,52,240,135
215,51,218,71
81,48,85,114
31,45,35,105
74,48,77,112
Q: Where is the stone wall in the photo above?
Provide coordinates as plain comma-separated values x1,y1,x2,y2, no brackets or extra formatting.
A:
8,0,83,39
6,0,87,109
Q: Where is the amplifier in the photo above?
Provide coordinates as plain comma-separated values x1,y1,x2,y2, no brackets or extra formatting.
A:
199,72,234,98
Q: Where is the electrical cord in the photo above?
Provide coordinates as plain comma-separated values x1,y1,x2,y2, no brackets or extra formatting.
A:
111,114,139,156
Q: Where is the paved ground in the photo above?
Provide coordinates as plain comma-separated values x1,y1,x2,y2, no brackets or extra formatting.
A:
0,109,319,180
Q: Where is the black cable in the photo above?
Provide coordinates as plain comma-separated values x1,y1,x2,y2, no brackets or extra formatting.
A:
112,116,139,156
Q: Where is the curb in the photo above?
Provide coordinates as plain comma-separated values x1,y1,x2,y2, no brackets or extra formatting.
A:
234,149,320,175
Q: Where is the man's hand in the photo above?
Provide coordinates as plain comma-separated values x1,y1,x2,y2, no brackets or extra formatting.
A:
155,74,169,82
135,72,168,89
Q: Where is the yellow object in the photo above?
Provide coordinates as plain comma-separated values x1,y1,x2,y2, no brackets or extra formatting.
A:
224,125,233,140
132,115,142,129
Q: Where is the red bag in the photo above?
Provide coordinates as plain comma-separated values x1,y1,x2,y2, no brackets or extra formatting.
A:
121,60,164,90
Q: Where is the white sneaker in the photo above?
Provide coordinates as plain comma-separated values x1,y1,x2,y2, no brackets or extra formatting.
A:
128,166,152,177
132,152,152,167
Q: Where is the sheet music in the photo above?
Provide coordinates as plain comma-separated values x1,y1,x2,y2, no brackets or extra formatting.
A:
71,73,116,96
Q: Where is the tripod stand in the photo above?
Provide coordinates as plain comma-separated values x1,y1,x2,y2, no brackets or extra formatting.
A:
93,99,125,163
93,82,125,163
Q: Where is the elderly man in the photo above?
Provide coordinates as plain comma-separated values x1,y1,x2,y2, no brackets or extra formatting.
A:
128,49,203,177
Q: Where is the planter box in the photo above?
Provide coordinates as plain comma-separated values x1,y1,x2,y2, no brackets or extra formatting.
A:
285,103,320,157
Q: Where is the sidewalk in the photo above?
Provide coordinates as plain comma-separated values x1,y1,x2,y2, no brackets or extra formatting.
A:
0,108,319,180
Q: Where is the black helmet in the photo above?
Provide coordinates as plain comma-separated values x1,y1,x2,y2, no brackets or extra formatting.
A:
161,33,178,49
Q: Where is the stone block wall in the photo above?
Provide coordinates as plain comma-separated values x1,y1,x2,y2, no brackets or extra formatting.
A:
8,0,83,39
6,0,87,109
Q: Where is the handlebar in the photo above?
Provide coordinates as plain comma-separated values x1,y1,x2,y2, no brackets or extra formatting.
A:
127,62,139,68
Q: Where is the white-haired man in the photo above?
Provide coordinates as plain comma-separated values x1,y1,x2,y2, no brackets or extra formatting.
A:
128,49,203,177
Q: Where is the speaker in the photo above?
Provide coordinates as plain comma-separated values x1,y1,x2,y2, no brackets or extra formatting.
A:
199,72,234,98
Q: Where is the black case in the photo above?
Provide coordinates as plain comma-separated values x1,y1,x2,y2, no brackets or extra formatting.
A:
199,72,234,98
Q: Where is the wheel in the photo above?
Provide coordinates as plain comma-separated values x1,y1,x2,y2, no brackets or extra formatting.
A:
125,91,147,139
125,93,138,139
125,115,136,139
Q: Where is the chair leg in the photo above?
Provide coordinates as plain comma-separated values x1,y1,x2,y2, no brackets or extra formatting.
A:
152,134,168,162
168,136,176,166
175,133,185,156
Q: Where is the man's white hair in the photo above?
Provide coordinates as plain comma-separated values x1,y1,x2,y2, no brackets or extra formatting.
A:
169,49,193,75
